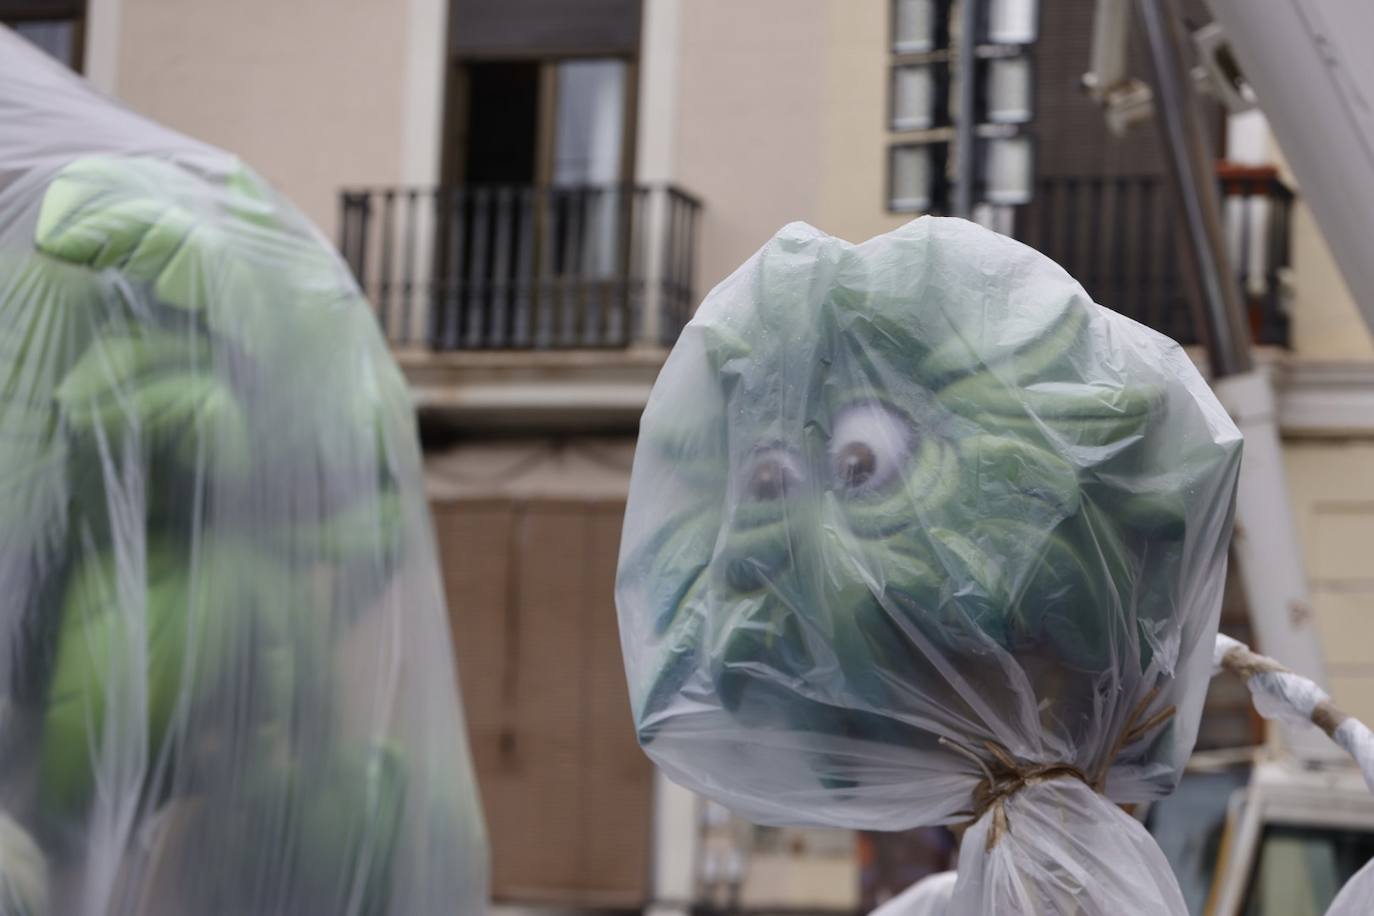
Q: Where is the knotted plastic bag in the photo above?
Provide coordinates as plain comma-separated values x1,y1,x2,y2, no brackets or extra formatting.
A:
616,218,1242,914
0,27,486,915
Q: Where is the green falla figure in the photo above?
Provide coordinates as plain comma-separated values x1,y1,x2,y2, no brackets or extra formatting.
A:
0,154,425,913
616,218,1242,831
0,29,488,912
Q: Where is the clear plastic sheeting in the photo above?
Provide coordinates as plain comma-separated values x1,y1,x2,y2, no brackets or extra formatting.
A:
617,218,1242,914
0,27,486,916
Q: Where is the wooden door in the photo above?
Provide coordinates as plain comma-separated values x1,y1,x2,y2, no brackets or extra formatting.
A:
431,496,652,908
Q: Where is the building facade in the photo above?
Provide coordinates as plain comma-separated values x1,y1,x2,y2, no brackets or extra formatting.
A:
11,0,1374,910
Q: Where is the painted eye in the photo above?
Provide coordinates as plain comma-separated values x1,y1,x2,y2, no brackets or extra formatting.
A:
742,448,804,501
830,402,912,494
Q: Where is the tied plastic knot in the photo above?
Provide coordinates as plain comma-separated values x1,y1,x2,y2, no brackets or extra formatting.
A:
946,740,1092,853
941,688,1177,852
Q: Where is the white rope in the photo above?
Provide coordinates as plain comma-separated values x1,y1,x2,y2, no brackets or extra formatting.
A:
1213,634,1374,794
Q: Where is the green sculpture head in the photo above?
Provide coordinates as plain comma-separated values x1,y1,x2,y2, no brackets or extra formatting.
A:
617,218,1242,824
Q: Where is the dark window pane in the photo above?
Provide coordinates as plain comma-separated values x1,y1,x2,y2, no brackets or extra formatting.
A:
1242,825,1374,915
464,61,541,184
12,18,74,67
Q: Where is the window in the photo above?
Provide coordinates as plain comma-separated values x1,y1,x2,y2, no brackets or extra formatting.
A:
449,56,633,187
2,1,86,71
890,63,948,132
887,1,953,213
552,59,628,277
980,134,1034,205
887,0,1040,214
982,55,1033,124
890,145,940,212
1241,825,1374,915
892,0,942,54
551,59,628,187
985,0,1038,46
14,19,72,61
438,52,637,308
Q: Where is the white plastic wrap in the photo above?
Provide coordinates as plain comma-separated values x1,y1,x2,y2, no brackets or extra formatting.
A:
0,27,487,915
870,870,956,916
617,218,1242,914
1327,856,1374,916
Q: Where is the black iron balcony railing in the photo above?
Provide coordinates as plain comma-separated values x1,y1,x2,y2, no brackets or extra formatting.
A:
1009,166,1293,348
338,184,701,350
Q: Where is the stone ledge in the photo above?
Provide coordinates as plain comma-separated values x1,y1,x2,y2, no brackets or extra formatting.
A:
1269,358,1374,437
400,346,669,434
398,343,1374,438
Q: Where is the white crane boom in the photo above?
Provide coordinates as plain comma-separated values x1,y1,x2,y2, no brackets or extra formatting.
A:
1206,0,1374,333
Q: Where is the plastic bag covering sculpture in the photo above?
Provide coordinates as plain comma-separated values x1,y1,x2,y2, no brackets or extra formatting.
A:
0,27,486,916
617,218,1243,914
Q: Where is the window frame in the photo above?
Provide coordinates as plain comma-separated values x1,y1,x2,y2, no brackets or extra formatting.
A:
442,50,638,189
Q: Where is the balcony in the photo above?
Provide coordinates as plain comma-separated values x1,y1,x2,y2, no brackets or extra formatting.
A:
338,183,701,352
1008,165,1294,348
338,168,1290,423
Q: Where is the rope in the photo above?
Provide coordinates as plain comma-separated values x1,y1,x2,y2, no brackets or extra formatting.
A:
941,689,1177,851
1213,635,1374,795
1216,639,1351,741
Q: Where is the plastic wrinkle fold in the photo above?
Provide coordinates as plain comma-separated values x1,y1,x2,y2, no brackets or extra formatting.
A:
0,26,487,916
617,218,1242,915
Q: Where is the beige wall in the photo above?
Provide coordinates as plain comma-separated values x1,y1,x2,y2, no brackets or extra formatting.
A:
95,0,443,240
671,0,828,293
817,1,910,245
651,0,905,296
1268,137,1374,361
1284,440,1374,724
1268,131,1374,719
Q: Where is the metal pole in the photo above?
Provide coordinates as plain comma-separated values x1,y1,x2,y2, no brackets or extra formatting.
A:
954,0,980,218
1135,0,1253,376
1135,0,1332,757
